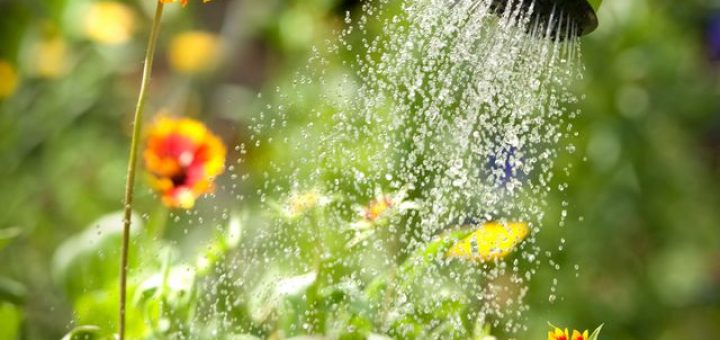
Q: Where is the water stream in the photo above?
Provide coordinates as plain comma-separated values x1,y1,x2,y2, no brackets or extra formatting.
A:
202,0,584,337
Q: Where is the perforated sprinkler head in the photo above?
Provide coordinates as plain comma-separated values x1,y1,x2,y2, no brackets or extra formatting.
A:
491,0,601,37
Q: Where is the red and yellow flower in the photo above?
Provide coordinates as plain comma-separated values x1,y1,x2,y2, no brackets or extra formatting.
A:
548,324,602,340
572,330,590,340
144,115,226,209
548,327,569,340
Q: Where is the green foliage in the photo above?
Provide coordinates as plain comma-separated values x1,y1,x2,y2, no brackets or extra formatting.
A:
0,302,22,340
0,227,21,251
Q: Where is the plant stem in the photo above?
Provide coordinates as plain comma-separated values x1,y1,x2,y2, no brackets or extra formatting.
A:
119,2,164,339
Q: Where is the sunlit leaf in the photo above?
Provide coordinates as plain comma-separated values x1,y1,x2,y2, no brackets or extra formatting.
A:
588,324,604,340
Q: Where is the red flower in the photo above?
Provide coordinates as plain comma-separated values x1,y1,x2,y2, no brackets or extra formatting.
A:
144,116,225,208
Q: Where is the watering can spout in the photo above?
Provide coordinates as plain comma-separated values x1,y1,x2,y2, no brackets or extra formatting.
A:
490,0,602,37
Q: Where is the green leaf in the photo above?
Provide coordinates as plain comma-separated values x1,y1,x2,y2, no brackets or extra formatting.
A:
0,277,26,305
196,213,244,276
247,268,317,323
52,211,143,299
0,227,21,251
588,324,604,340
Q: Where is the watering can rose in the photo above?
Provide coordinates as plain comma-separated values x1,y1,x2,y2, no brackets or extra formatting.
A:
143,116,226,209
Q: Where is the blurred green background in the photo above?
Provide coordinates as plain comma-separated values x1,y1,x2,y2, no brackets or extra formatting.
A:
1,0,720,339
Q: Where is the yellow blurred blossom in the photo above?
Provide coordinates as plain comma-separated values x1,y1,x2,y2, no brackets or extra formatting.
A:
144,115,226,209
285,189,330,218
29,36,68,78
84,1,136,45
446,221,529,262
0,60,19,98
159,0,212,8
167,30,221,74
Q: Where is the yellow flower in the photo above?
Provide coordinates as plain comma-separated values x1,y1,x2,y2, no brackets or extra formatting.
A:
29,36,68,78
572,330,590,340
0,60,19,99
160,0,211,7
548,327,569,340
144,115,226,209
285,189,329,218
84,1,136,45
446,221,529,261
167,31,221,75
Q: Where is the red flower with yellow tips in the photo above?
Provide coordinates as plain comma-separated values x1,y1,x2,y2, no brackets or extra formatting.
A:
548,327,569,340
159,0,211,7
144,116,226,209
572,330,590,340
548,324,603,340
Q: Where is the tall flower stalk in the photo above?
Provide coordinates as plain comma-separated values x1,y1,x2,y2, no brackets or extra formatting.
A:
119,2,165,339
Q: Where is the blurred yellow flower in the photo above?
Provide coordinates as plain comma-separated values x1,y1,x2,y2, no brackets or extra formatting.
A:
167,30,221,75
144,115,226,209
84,1,136,45
446,221,529,261
548,327,569,340
29,36,68,78
160,0,211,8
285,189,330,218
0,60,19,98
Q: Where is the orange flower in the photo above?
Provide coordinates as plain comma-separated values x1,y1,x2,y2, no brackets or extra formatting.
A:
144,116,225,209
159,0,211,7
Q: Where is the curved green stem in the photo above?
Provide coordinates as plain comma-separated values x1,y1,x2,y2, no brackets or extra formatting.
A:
119,2,165,339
